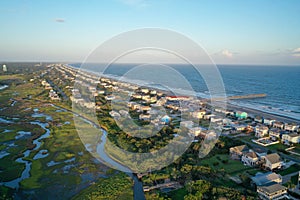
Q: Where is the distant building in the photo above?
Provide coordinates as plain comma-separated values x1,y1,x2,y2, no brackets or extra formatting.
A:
139,114,151,121
2,64,7,72
235,111,247,119
160,115,171,124
255,116,264,123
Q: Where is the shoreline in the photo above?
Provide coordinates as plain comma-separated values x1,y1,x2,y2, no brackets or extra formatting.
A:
226,102,299,124
68,64,299,125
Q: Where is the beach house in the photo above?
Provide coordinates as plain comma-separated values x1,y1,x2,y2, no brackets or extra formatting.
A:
262,153,282,170
255,125,269,138
242,151,259,166
257,184,287,200
229,145,249,160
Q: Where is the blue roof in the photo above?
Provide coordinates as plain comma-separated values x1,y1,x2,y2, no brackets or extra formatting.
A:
251,172,281,186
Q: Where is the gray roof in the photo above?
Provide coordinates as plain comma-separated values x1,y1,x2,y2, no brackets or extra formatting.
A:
230,145,249,153
245,152,257,159
265,153,281,164
258,183,286,194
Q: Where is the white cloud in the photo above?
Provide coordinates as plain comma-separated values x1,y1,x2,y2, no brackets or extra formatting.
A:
221,49,233,58
292,48,300,57
55,18,65,23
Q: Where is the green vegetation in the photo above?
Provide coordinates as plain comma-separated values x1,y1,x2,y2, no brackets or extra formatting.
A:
71,173,133,200
199,154,253,175
0,65,109,198
279,164,300,176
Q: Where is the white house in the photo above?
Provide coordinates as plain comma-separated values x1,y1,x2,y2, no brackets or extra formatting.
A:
269,128,281,139
233,124,248,132
105,95,115,101
263,118,276,126
282,133,300,144
242,151,259,166
284,124,298,132
210,117,223,124
263,153,282,170
257,183,287,200
141,88,149,94
255,125,269,138
273,122,284,129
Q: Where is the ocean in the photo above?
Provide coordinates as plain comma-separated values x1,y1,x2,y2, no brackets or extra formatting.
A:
71,63,300,121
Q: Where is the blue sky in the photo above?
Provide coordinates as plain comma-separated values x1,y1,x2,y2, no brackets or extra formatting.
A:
1,0,300,64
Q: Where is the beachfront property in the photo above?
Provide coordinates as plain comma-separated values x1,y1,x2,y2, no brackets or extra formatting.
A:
166,96,191,101
255,125,269,138
281,133,300,144
235,111,248,119
254,116,264,124
263,118,276,126
257,183,288,200
273,121,285,129
284,123,299,132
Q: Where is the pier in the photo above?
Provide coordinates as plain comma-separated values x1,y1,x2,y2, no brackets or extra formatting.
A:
208,93,267,101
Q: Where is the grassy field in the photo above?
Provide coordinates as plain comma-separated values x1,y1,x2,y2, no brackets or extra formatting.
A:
279,164,300,176
0,71,110,198
199,154,259,175
71,173,133,200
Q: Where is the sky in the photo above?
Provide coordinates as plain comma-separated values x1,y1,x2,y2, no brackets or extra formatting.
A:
1,0,300,65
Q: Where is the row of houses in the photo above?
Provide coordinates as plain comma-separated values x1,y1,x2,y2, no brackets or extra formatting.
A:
230,145,282,170
229,145,291,199
41,80,61,101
